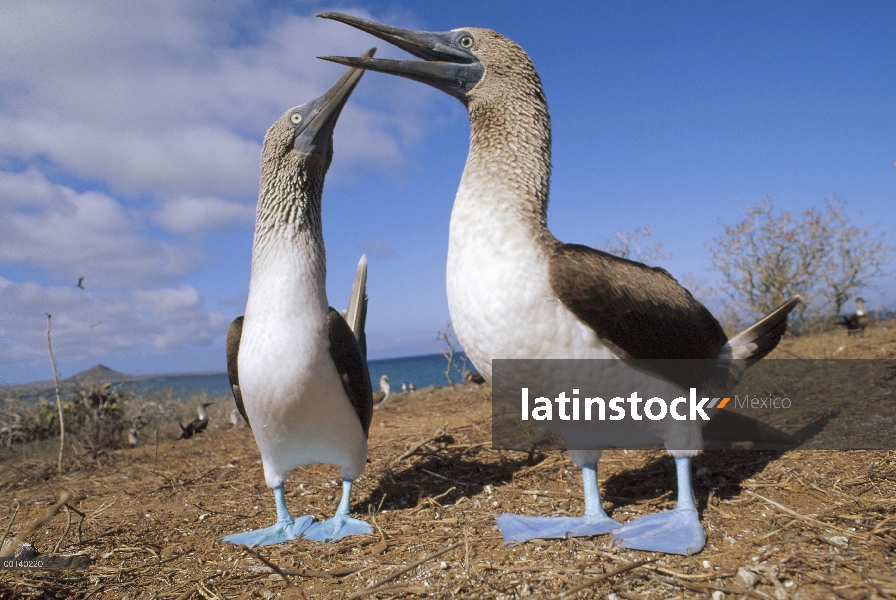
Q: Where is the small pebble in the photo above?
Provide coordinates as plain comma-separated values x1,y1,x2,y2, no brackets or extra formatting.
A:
828,536,848,547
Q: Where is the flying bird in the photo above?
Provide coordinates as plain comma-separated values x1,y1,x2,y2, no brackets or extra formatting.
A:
321,14,799,555
222,52,376,547
76,277,85,289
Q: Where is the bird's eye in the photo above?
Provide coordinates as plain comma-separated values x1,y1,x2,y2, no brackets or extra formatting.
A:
290,113,303,125
459,35,474,49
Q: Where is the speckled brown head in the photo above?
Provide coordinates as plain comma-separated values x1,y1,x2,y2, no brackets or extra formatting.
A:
256,49,374,236
317,13,545,110
319,14,552,226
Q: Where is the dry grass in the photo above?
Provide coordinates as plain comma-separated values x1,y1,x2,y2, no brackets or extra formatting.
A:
1,321,895,599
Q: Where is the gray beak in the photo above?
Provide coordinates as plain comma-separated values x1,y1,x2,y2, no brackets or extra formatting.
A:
318,13,483,100
295,47,376,155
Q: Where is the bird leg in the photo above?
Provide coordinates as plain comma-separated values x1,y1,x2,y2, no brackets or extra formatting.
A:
611,456,706,555
303,479,373,542
495,461,621,543
221,484,313,547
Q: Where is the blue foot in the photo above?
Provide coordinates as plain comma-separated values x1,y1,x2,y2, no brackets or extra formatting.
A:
222,515,314,547
302,479,372,542
611,508,705,555
303,514,372,542
496,513,621,543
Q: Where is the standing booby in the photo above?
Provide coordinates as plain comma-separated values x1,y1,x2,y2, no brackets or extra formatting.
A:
401,381,408,393
230,408,245,429
221,52,376,547
227,255,370,430
372,374,391,405
320,15,800,555
839,297,870,337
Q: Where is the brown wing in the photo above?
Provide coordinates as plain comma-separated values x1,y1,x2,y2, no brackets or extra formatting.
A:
549,244,728,388
327,308,373,436
226,316,250,428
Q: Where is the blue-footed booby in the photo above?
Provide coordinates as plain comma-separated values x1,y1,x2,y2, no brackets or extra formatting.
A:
179,401,214,439
320,14,800,555
221,52,376,547
839,297,870,337
372,374,391,405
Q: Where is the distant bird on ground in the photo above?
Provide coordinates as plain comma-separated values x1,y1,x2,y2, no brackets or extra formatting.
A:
839,297,870,337
322,14,799,555
222,53,375,547
373,375,391,405
179,402,214,439
401,382,408,393
76,277,84,289
463,370,485,385
408,382,415,392
127,426,139,446
230,408,245,429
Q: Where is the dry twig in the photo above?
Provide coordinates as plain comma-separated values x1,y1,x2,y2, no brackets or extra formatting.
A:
46,313,65,474
348,540,463,599
546,558,655,599
389,426,448,469
240,544,290,585
0,491,85,558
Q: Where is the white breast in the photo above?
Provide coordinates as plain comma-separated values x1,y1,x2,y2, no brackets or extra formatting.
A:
239,240,367,489
446,175,616,383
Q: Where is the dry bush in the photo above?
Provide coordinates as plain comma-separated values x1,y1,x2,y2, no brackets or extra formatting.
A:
710,197,892,330
0,387,237,462
602,224,671,263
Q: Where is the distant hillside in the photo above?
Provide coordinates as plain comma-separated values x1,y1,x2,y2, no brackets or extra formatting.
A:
1,363,132,397
71,364,128,384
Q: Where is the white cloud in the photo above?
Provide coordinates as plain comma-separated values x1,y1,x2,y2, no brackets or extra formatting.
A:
153,195,255,234
0,170,204,286
0,2,452,383
0,1,438,201
0,277,227,373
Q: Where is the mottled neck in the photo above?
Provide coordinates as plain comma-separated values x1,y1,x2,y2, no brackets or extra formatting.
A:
252,158,327,278
459,83,552,233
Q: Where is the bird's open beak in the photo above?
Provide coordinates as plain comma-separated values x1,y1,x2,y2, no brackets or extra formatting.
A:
317,12,484,100
295,47,376,155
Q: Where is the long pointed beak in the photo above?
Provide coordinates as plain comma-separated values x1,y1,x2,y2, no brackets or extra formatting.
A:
295,47,376,154
317,12,483,100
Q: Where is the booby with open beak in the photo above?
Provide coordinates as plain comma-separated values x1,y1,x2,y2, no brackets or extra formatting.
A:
221,51,376,547
319,14,799,555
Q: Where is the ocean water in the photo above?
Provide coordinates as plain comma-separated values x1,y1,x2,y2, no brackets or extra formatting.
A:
115,352,476,401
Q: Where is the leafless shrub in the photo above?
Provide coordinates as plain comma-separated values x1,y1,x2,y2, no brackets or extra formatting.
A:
817,197,892,318
709,197,892,330
436,323,467,387
602,224,671,263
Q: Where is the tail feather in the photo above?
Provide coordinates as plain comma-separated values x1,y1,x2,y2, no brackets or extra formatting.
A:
345,255,368,358
725,296,801,361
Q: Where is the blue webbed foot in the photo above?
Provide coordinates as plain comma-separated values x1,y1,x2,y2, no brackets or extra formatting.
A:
303,514,372,542
222,515,314,547
302,479,372,542
611,508,705,555
496,513,621,544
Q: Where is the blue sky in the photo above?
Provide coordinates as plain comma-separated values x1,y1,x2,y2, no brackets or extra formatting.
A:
1,1,894,385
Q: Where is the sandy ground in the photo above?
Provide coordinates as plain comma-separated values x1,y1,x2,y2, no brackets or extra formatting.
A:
1,320,895,599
